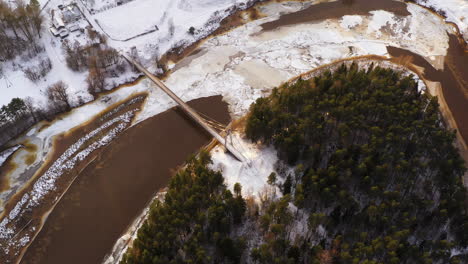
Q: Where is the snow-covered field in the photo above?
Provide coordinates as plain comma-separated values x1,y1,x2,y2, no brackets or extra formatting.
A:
94,0,174,40
94,0,251,41
0,33,90,107
0,0,255,108
91,0,257,65
414,0,468,40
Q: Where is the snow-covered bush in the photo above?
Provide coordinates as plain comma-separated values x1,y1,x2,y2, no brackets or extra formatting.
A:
22,58,52,82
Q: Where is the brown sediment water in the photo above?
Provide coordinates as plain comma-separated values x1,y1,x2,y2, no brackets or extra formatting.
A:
0,158,17,192
20,96,230,264
261,0,410,31
387,34,468,145
1,94,147,219
0,94,148,264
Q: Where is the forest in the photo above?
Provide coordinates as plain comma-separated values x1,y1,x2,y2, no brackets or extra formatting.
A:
122,63,468,263
121,152,248,264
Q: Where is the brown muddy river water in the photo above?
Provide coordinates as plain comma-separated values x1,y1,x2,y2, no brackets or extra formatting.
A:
20,96,230,264
261,0,410,30
387,34,468,144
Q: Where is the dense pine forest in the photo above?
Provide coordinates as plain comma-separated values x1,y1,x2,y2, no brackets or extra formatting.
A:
122,63,468,263
121,152,248,264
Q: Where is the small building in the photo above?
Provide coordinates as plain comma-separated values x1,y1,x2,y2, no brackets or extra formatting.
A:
62,5,81,23
67,24,80,32
53,14,65,29
59,28,69,38
49,27,59,37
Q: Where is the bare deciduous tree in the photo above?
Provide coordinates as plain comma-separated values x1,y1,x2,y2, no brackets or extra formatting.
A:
46,81,71,111
86,65,106,95
24,96,38,122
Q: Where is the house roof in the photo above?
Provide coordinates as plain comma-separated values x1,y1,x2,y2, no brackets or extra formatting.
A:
68,24,80,32
49,27,59,36
53,14,65,29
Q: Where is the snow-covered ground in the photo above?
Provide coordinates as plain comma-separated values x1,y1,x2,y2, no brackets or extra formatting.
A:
133,2,450,120
91,0,257,64
94,0,251,41
81,0,134,14
0,0,255,108
1,0,460,109
210,132,284,199
0,3,93,107
340,15,363,30
413,0,468,40
0,37,89,107
94,0,174,40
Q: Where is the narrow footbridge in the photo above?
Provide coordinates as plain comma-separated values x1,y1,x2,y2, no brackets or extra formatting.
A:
122,53,246,162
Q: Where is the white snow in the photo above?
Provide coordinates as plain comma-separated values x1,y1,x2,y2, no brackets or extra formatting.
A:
413,0,468,40
0,8,92,107
340,15,363,30
1,0,254,108
89,0,255,68
366,10,395,37
355,41,388,56
130,3,450,122
210,132,282,199
94,0,174,40
1,0,451,118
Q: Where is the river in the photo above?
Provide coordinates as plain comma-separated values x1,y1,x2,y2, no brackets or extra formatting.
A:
387,34,468,147
20,96,229,264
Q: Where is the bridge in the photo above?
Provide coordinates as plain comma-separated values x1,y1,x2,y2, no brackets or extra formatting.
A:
122,53,246,162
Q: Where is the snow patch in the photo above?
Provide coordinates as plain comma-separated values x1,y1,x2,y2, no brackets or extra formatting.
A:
29,110,136,206
413,0,468,40
367,10,396,37
340,15,363,30
210,133,280,199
